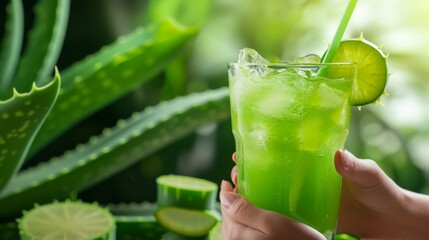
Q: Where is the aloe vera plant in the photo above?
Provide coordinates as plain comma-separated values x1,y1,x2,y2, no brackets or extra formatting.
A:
0,0,229,237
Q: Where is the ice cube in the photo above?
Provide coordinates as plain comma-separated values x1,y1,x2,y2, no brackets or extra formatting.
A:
238,48,269,64
295,117,325,152
316,82,344,109
247,128,269,149
238,48,269,76
255,83,302,120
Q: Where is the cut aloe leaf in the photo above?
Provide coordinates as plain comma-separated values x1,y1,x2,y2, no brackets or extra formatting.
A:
155,207,217,238
157,175,218,210
18,201,115,240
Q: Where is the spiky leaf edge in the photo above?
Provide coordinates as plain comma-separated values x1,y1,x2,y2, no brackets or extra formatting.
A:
29,18,198,158
0,70,61,192
0,88,230,220
12,0,69,92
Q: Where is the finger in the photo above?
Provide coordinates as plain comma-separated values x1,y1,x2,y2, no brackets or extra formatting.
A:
232,152,237,163
221,204,267,240
334,149,389,189
220,181,323,239
220,181,266,239
220,181,265,231
231,166,238,186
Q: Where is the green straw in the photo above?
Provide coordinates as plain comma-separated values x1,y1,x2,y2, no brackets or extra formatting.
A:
321,0,358,65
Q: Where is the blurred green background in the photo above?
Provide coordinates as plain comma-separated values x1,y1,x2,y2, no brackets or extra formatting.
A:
3,0,428,204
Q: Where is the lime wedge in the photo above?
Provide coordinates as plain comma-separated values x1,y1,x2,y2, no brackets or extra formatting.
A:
18,201,115,240
157,175,218,210
329,37,388,106
155,207,217,238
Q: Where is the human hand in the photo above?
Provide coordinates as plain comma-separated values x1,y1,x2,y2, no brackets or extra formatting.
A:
219,154,325,240
221,151,429,240
335,150,429,239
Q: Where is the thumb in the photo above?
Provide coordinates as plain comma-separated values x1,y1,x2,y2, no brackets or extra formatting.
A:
334,149,388,189
220,180,269,231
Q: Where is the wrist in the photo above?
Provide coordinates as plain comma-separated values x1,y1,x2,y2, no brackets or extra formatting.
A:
397,189,429,238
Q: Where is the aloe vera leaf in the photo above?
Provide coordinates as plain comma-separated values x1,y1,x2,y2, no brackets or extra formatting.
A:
0,0,24,100
29,19,198,158
0,88,230,220
13,0,69,92
0,72,60,192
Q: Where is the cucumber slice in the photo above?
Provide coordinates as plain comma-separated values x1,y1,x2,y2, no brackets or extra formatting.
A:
156,175,218,210
155,207,217,238
18,201,115,240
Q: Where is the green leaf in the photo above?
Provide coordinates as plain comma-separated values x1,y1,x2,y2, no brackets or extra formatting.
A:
147,0,212,28
12,0,69,92
161,57,187,100
0,71,61,192
29,19,198,157
0,0,24,99
0,87,229,220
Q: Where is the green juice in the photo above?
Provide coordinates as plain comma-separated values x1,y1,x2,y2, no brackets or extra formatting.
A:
229,60,356,238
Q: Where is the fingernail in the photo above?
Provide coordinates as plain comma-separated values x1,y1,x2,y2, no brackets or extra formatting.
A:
233,174,238,185
220,190,239,209
339,149,353,171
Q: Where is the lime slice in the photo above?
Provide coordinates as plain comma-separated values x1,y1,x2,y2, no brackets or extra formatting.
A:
157,175,218,210
155,207,217,238
329,37,388,106
18,201,115,240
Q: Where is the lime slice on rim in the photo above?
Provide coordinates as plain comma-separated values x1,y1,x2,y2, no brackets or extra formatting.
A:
329,37,388,106
155,206,217,238
18,201,115,240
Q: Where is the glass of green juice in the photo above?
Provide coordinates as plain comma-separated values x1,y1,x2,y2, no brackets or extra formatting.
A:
228,49,357,239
